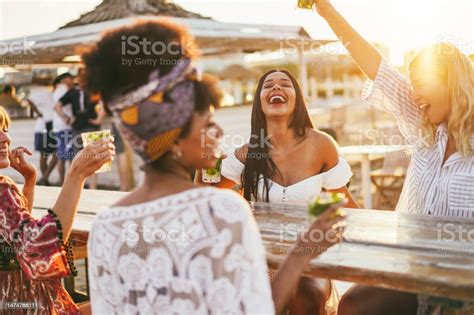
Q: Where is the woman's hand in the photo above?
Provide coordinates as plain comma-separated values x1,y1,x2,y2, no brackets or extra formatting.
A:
194,153,228,185
9,146,36,181
295,200,347,261
69,138,115,180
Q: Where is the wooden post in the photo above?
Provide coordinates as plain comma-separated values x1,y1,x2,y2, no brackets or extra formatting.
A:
298,48,309,100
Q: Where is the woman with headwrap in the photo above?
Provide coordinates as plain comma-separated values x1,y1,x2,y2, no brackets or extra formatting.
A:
84,20,346,314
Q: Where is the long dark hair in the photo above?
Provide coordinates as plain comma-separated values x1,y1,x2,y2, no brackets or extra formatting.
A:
242,70,314,201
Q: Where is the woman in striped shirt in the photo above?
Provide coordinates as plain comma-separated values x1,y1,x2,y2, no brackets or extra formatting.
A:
311,0,474,314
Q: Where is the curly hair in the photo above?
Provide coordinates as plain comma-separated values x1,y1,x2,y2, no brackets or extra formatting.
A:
82,19,198,103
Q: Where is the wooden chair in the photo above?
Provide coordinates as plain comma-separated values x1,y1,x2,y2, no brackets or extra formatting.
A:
371,150,411,209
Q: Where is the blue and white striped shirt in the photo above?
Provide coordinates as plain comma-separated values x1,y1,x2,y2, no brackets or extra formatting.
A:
363,58,474,218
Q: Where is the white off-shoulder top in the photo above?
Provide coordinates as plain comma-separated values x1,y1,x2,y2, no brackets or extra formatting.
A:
221,148,353,203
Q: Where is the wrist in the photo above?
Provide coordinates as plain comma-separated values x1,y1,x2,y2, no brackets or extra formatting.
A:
66,164,86,183
24,174,37,184
291,239,316,262
285,244,313,272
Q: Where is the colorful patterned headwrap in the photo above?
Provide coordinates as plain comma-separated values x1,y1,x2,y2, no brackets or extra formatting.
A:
107,59,197,163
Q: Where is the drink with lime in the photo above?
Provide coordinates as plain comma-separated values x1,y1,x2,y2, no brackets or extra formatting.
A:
80,129,113,173
308,192,345,222
202,156,223,183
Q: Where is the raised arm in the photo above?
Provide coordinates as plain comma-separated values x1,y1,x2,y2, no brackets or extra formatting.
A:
0,141,114,281
314,0,382,80
53,139,115,241
314,1,423,142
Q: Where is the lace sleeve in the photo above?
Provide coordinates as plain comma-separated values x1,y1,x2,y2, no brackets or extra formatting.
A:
0,178,75,280
322,157,353,189
88,187,274,314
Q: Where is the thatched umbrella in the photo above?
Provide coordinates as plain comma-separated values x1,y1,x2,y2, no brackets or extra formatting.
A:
60,0,209,28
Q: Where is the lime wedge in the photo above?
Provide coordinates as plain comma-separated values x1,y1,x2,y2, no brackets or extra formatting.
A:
206,168,218,176
308,192,345,218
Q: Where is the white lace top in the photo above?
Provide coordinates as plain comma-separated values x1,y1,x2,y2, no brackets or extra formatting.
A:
221,148,353,203
88,187,275,314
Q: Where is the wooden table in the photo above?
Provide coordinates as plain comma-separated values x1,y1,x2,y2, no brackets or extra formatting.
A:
31,187,474,304
253,202,474,303
339,145,411,209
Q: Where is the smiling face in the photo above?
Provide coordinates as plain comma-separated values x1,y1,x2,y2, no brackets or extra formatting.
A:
259,71,297,118
0,108,11,169
409,53,451,125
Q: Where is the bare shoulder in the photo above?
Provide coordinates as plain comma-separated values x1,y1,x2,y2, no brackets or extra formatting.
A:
111,183,197,207
307,129,339,169
111,192,139,207
235,144,249,164
307,129,338,150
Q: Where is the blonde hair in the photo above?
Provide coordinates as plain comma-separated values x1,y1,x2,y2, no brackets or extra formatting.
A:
0,107,11,131
409,42,474,158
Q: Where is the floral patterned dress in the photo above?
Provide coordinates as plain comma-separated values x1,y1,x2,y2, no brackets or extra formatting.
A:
0,176,79,314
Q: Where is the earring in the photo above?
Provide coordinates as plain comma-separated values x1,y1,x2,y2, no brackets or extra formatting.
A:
172,150,183,160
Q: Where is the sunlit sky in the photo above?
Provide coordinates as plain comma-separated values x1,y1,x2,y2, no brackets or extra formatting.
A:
0,0,473,65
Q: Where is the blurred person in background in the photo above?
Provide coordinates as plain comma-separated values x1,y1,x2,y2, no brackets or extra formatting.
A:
27,78,58,186
52,73,75,185
55,69,101,188
1,85,13,96
0,85,24,119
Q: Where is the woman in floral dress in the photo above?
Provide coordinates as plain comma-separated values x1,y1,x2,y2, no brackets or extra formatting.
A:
0,106,115,314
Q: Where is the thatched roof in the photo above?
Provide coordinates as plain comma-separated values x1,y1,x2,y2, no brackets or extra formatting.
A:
61,0,209,29
1,16,325,64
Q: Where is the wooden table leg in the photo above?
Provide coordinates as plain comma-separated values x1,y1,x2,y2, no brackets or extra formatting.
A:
361,154,373,209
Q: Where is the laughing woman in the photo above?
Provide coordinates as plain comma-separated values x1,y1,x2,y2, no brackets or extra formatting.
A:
0,106,115,314
311,0,474,314
197,69,359,314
